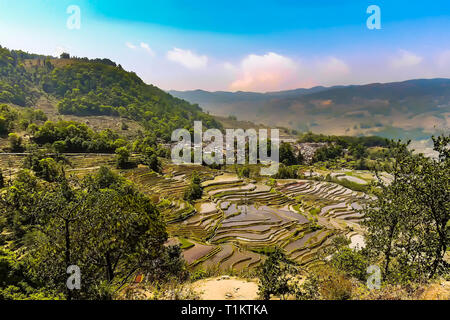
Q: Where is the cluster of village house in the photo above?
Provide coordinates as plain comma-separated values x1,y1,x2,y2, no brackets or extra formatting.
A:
161,134,329,164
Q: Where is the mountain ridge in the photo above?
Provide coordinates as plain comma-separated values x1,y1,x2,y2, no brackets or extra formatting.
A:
0,45,221,141
169,78,450,140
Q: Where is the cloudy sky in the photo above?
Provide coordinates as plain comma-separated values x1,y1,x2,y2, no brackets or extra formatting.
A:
1,0,450,92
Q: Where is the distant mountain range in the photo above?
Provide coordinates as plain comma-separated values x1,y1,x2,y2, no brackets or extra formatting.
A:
170,79,450,140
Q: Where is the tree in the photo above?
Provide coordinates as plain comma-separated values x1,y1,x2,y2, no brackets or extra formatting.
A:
350,143,367,159
143,147,161,173
237,165,250,178
36,158,61,182
296,150,305,165
273,164,297,179
411,135,449,277
183,172,203,202
0,167,182,299
257,247,292,300
115,147,131,169
325,236,369,282
363,135,449,282
8,133,22,152
312,144,343,162
279,142,297,166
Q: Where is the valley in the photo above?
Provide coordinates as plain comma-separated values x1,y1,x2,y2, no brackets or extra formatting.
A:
0,45,447,301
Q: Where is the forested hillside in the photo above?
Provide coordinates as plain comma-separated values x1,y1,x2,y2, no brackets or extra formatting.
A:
0,45,221,140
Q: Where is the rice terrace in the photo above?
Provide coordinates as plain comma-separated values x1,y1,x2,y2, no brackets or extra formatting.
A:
0,0,449,304
134,166,370,272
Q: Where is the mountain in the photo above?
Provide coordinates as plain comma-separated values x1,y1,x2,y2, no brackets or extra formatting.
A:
0,45,221,141
169,86,342,104
169,79,450,140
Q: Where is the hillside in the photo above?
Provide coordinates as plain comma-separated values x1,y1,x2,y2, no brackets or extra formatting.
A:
0,45,221,141
170,79,450,140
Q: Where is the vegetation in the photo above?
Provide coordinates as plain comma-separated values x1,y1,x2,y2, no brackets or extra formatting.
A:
0,167,185,299
363,136,449,283
0,45,221,141
298,132,389,148
257,247,292,300
0,44,448,301
183,172,203,202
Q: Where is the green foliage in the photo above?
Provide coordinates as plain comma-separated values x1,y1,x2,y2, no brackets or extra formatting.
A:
0,170,41,239
298,131,389,148
349,143,368,159
257,247,292,300
22,149,65,182
0,104,18,134
363,135,450,283
312,144,343,162
293,274,320,300
236,165,250,178
142,147,162,173
279,142,298,166
178,238,194,250
115,147,135,169
39,59,221,140
0,167,184,299
326,236,369,282
0,47,42,107
190,269,208,281
273,164,298,179
32,120,123,153
36,158,61,182
0,247,60,300
8,133,22,152
325,175,368,192
1,45,221,142
183,172,203,202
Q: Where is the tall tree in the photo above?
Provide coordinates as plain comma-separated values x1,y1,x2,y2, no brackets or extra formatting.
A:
363,136,449,282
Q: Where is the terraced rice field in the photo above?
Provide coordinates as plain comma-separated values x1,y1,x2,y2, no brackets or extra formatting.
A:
130,165,369,272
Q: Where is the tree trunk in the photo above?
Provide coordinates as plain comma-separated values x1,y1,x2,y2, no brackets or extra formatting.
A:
65,219,72,301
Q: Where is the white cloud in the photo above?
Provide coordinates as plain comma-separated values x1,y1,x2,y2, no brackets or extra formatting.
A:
390,50,423,68
438,50,450,68
316,56,350,77
166,48,208,69
229,52,299,91
140,42,155,56
125,42,137,49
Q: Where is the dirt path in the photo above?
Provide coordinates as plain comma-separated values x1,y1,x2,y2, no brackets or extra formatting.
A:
192,276,259,300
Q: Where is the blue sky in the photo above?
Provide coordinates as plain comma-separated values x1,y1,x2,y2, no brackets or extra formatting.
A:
0,0,449,91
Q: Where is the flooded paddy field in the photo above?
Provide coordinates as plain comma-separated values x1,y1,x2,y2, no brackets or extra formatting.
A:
127,166,369,272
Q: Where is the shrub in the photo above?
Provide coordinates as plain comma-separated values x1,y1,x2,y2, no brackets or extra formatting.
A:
183,172,203,202
115,147,135,169
257,247,292,300
8,133,22,152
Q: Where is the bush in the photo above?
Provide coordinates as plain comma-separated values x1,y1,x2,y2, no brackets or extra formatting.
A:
115,147,133,169
183,172,203,202
8,133,22,152
273,164,298,179
257,247,292,300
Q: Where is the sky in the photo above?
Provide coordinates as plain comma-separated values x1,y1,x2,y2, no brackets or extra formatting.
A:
0,0,450,92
